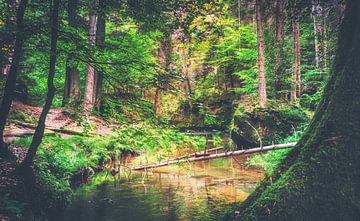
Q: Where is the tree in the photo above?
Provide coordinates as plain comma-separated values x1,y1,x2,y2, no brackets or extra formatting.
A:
0,0,28,158
274,0,285,98
0,0,18,79
94,0,106,111
83,0,97,111
154,38,172,115
229,0,360,220
19,0,61,168
291,6,301,103
256,0,267,108
62,0,81,107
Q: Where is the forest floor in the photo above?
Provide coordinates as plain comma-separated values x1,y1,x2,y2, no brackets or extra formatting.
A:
0,144,27,220
0,102,122,220
4,101,117,143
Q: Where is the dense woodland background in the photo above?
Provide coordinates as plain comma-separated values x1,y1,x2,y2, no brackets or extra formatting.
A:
0,0,344,124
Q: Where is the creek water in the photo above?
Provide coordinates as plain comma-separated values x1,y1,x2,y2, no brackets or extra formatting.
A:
56,157,263,221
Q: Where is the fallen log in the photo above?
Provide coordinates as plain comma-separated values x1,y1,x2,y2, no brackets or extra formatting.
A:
4,131,56,137
165,146,224,162
10,120,95,136
132,142,297,171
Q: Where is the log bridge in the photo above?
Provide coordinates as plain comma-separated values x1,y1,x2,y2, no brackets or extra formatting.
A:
132,142,297,171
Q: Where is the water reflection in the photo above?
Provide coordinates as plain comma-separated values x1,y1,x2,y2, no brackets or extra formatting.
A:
58,158,263,221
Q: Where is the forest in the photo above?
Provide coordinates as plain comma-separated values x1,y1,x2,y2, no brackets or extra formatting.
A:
0,0,359,220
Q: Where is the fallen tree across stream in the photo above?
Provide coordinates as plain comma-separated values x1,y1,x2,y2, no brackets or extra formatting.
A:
132,142,297,171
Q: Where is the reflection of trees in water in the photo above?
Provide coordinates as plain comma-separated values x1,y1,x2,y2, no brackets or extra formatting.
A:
63,164,260,221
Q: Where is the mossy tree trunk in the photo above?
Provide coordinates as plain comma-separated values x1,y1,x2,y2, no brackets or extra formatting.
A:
232,0,360,220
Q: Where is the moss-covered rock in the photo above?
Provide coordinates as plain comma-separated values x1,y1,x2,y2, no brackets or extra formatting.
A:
231,106,309,148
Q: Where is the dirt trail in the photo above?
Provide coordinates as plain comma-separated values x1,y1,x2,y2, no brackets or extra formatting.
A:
4,101,117,142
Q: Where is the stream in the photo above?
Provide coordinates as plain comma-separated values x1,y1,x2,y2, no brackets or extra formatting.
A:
55,157,263,221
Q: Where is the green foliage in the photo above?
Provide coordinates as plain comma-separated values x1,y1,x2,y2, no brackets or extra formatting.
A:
247,149,290,175
246,123,306,175
101,95,155,122
0,193,26,219
8,109,34,123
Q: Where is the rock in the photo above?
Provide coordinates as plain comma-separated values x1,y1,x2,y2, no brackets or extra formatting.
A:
231,107,308,149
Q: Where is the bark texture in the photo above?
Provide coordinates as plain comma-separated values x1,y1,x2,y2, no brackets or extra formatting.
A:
63,0,80,107
229,1,360,220
274,0,284,98
291,11,301,103
94,0,106,111
83,1,97,112
256,0,267,108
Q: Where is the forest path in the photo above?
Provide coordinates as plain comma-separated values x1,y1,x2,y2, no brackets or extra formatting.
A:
4,101,118,142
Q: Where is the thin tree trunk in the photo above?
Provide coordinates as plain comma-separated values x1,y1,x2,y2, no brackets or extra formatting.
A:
62,66,71,105
291,12,301,103
313,2,320,69
256,0,267,108
83,1,97,112
296,18,301,98
238,0,241,48
231,1,360,220
154,86,161,115
322,10,328,72
274,0,285,98
19,0,60,168
0,0,28,158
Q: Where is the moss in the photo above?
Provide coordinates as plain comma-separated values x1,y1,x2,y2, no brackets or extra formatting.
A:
9,109,34,123
231,104,308,148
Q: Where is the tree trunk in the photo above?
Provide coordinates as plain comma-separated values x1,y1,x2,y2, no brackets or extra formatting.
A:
83,1,97,112
0,0,28,158
274,0,285,98
94,1,106,111
0,0,18,79
296,18,301,98
229,1,360,220
256,0,267,108
291,12,301,103
312,0,321,69
63,0,80,107
19,0,60,168
154,86,161,115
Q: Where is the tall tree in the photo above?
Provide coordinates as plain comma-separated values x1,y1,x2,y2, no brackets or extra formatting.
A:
94,0,106,111
62,0,81,107
274,0,285,98
19,0,61,168
230,0,360,220
0,0,28,158
256,0,267,108
83,0,97,111
291,7,301,103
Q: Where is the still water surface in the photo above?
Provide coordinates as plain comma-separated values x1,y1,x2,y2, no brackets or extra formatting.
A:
58,158,263,221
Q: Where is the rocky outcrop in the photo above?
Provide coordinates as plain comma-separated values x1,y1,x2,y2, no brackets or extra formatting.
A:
231,106,308,149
